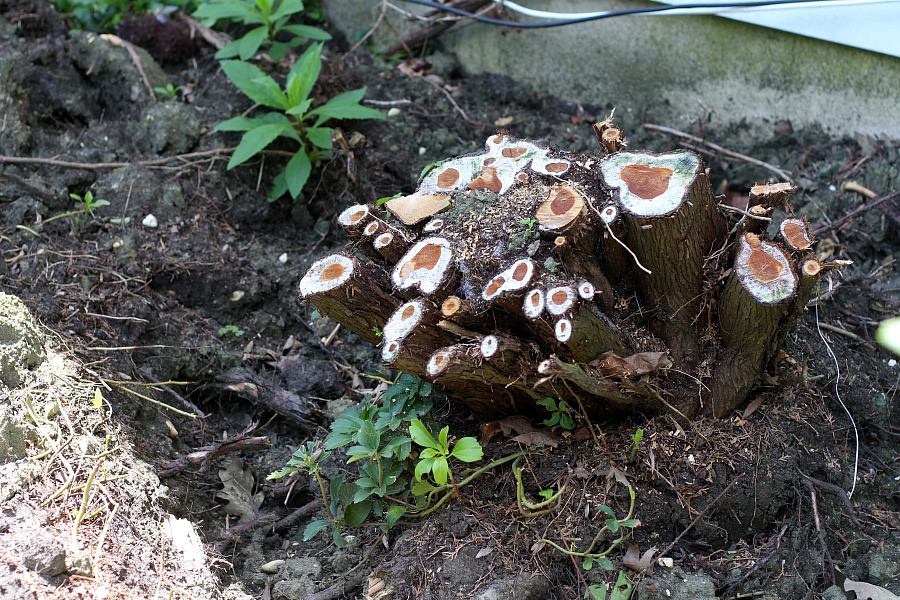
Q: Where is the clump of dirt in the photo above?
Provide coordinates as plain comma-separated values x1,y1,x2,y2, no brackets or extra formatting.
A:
1,2,898,599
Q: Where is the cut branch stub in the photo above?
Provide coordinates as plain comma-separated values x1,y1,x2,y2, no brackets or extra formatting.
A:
338,204,375,240
482,259,535,304
600,150,727,365
734,233,797,305
373,232,410,264
382,298,454,373
779,217,813,251
298,254,399,345
522,288,545,319
392,237,454,296
535,185,586,231
749,182,797,210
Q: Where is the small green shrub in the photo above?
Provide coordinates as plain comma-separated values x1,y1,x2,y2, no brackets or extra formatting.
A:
537,396,576,430
193,0,330,60
216,43,385,201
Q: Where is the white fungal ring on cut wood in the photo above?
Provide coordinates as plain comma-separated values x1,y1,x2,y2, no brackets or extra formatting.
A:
577,281,595,300
298,254,354,298
382,300,425,362
735,234,797,303
480,335,499,359
555,318,573,342
338,204,370,228
427,348,452,377
422,218,444,233
545,286,576,316
374,233,394,249
363,221,381,237
600,151,701,218
523,288,545,319
600,204,618,224
482,259,535,301
392,237,454,295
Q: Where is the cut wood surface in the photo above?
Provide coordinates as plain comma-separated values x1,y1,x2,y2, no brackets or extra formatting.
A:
298,125,839,421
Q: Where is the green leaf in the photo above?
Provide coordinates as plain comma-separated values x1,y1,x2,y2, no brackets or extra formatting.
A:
308,87,386,122
437,426,449,450
306,127,332,150
598,504,616,517
597,557,614,571
537,397,557,411
543,413,561,427
343,500,372,527
610,570,633,600
586,584,607,600
284,98,313,117
270,0,306,22
409,419,439,450
282,23,332,41
193,1,257,22
431,457,449,485
560,413,575,430
582,558,593,571
216,115,277,132
386,504,406,528
214,40,241,60
411,480,438,496
268,171,289,202
620,519,641,528
332,527,347,548
606,518,620,533
353,486,375,504
238,25,268,60
285,43,323,108
450,437,483,463
414,457,433,481
419,382,433,396
284,149,312,199
303,519,330,541
219,61,287,110
419,448,439,459
227,123,289,169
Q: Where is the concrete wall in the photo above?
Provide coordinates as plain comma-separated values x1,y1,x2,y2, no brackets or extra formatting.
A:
325,0,900,140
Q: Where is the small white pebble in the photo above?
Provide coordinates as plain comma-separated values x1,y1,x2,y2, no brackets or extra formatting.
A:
829,185,837,192
687,454,695,465
387,107,401,118
418,147,426,155
278,253,288,264
142,214,158,228
888,358,897,367
112,240,122,249
230,290,245,302
260,559,284,574
658,557,674,568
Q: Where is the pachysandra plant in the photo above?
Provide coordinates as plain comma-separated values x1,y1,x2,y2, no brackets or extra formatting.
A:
217,43,385,201
298,119,847,421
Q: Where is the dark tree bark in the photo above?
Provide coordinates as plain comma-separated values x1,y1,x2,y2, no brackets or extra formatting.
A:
299,127,843,420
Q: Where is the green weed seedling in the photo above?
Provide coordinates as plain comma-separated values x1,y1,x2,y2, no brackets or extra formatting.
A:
193,0,330,60
216,43,385,201
218,324,245,337
585,571,634,600
153,83,182,100
43,191,110,234
537,396,576,430
519,217,538,235
628,428,644,463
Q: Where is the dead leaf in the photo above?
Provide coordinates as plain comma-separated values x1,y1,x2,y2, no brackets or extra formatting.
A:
494,116,514,127
594,351,672,378
572,426,593,441
844,578,899,600
397,58,431,78
512,429,561,448
573,463,591,479
479,421,502,445
475,547,493,559
622,544,656,574
607,465,631,488
217,457,264,522
742,396,764,419
498,415,534,436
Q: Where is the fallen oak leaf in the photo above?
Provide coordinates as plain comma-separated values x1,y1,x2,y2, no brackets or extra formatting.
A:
216,456,264,523
622,543,656,574
844,577,899,600
512,428,561,448
498,415,535,436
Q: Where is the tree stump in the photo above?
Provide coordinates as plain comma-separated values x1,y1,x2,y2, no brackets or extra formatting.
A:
299,127,842,419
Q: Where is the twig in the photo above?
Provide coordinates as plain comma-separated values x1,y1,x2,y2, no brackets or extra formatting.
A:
157,435,272,478
142,372,206,417
810,190,900,236
302,571,367,600
840,181,877,199
797,469,863,530
660,472,745,558
643,123,792,182
719,520,790,597
805,479,835,586
0,147,237,171
99,34,156,101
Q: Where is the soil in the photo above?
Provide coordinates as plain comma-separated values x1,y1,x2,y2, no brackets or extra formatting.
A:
1,3,898,599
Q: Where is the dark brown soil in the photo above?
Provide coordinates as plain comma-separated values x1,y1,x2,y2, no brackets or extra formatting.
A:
0,3,898,599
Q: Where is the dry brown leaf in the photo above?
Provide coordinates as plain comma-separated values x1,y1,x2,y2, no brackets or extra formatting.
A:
475,547,493,559
622,543,656,574
216,457,263,522
742,396,764,419
397,58,431,78
844,578,899,600
594,351,672,378
479,421,503,445
573,464,592,479
512,429,561,448
498,415,534,436
607,465,631,488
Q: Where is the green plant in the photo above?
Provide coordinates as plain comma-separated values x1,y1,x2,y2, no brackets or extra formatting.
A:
519,217,538,235
218,324,245,337
193,0,330,60
537,396,576,430
408,419,483,494
585,571,633,600
153,83,182,100
51,0,174,32
42,191,111,234
216,43,385,201
628,428,644,463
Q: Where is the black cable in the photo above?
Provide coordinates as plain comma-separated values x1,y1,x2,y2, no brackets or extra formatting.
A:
402,0,851,28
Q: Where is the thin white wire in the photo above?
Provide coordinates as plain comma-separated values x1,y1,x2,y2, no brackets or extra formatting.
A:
499,0,900,20
814,276,859,499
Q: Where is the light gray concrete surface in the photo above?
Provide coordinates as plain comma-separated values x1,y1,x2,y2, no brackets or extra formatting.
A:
325,0,900,141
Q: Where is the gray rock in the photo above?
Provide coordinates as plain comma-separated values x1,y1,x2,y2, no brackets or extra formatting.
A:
635,566,717,600
271,576,316,600
129,101,203,155
476,574,552,600
0,405,38,463
21,528,67,576
822,584,848,600
868,545,900,584
0,293,46,388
